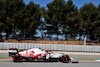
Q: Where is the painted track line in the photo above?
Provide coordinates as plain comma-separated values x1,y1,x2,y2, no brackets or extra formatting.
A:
79,60,97,61
75,58,100,62
0,57,12,60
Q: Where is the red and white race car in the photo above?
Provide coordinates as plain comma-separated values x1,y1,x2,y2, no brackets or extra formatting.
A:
8,48,79,63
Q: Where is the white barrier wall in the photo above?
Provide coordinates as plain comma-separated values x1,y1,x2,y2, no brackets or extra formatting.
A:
0,43,100,52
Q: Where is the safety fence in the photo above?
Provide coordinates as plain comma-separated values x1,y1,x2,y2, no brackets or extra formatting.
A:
0,43,100,52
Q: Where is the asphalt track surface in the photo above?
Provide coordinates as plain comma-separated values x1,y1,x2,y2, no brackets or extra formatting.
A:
0,53,100,67
0,60,100,67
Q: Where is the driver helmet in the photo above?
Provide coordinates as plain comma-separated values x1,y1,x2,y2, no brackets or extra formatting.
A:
39,47,41,49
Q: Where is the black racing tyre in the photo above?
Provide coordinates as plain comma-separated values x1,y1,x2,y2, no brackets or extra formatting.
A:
13,54,22,62
62,55,70,63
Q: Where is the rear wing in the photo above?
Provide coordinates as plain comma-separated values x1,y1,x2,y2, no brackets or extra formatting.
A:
8,48,19,57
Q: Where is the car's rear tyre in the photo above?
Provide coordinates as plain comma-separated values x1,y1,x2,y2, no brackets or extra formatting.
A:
62,55,70,63
13,54,22,62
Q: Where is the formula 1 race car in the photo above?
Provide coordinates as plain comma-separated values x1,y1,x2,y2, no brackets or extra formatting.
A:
8,48,79,63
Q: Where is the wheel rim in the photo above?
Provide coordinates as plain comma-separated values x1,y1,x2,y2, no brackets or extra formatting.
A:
62,55,70,63
13,54,22,62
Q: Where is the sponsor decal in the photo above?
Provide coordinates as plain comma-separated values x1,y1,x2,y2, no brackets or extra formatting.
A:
8,50,17,53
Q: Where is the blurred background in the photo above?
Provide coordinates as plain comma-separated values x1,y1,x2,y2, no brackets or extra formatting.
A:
0,0,100,45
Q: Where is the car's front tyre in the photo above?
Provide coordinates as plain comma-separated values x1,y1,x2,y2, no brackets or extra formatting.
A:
62,55,70,63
